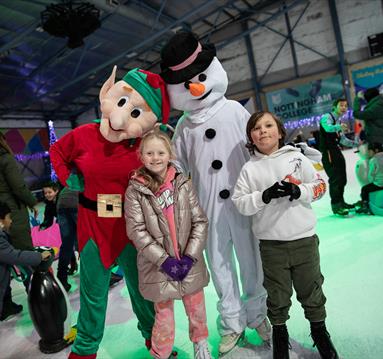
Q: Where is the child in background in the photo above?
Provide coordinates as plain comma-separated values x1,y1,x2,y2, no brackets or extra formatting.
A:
40,181,78,291
355,143,383,214
40,181,61,230
56,186,79,291
124,129,212,359
0,201,51,320
232,111,338,359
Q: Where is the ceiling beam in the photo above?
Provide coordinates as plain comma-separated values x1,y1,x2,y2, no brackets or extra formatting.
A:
51,0,248,118
216,0,308,50
133,0,177,24
53,0,288,119
90,0,169,31
0,20,40,54
2,0,219,115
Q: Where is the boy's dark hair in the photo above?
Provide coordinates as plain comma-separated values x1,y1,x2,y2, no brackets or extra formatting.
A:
364,88,379,103
0,202,11,219
246,111,286,155
42,181,61,191
332,98,347,109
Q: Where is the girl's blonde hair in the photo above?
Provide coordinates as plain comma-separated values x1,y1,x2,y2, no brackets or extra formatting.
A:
135,128,175,193
0,132,13,155
245,111,286,155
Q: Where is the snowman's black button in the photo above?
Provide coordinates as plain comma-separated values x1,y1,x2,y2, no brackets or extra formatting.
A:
212,160,223,170
205,128,216,139
219,189,230,199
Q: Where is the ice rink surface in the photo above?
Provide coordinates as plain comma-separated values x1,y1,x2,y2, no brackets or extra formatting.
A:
1,149,382,359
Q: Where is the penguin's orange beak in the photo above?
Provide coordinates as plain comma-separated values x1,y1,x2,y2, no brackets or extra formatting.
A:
189,83,205,97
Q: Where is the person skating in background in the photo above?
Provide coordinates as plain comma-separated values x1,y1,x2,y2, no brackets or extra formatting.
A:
353,88,383,147
108,264,124,288
232,111,338,359
40,181,61,230
125,129,211,359
355,143,383,214
40,181,78,291
56,186,79,291
0,201,51,321
319,98,355,216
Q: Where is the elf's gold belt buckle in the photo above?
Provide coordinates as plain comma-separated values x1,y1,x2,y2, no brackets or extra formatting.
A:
97,194,122,218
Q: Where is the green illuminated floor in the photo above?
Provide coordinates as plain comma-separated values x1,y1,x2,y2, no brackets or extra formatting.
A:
1,149,382,359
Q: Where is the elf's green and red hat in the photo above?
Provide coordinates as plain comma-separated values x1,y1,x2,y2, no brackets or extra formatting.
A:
122,68,170,125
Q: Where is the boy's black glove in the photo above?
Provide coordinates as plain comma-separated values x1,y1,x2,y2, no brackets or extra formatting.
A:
262,182,286,204
280,181,301,201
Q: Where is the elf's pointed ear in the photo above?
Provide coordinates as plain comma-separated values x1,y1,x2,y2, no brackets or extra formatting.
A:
99,66,117,102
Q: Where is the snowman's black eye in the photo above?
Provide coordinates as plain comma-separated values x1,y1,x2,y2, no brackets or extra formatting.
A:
198,74,207,82
184,81,191,90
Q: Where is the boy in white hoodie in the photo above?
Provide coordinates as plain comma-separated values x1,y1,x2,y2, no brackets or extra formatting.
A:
232,111,338,359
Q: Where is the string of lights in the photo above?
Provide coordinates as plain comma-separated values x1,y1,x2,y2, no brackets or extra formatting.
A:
48,120,58,181
14,151,49,161
283,110,354,130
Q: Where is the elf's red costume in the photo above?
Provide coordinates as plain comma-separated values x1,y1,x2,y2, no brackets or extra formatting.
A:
50,67,170,359
50,122,141,267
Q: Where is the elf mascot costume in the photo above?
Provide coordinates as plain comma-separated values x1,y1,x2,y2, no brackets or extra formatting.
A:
159,31,270,355
50,67,169,359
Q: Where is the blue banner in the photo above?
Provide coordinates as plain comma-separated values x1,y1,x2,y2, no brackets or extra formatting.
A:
266,74,344,121
351,62,383,93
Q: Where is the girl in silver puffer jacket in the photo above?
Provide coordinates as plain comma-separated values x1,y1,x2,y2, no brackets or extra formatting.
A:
125,129,212,359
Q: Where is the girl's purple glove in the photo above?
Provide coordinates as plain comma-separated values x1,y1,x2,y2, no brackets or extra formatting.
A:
160,257,182,281
178,255,194,281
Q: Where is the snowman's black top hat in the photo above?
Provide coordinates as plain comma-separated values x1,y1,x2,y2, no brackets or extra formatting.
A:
160,31,216,84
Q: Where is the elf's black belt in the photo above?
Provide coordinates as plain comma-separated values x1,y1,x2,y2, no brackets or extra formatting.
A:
78,193,124,214
79,193,97,211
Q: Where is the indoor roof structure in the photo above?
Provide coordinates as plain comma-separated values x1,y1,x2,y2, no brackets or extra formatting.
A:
0,0,310,124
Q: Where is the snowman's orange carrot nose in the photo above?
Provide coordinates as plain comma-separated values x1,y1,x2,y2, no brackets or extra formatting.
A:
189,82,205,97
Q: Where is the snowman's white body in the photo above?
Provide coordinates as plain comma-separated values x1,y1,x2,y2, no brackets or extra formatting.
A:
168,58,267,334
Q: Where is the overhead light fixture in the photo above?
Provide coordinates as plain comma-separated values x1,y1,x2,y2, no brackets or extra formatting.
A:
171,26,183,33
107,0,120,6
41,1,101,49
126,52,137,58
171,24,191,33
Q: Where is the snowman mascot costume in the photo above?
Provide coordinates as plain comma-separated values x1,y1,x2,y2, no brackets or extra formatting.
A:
159,32,270,355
